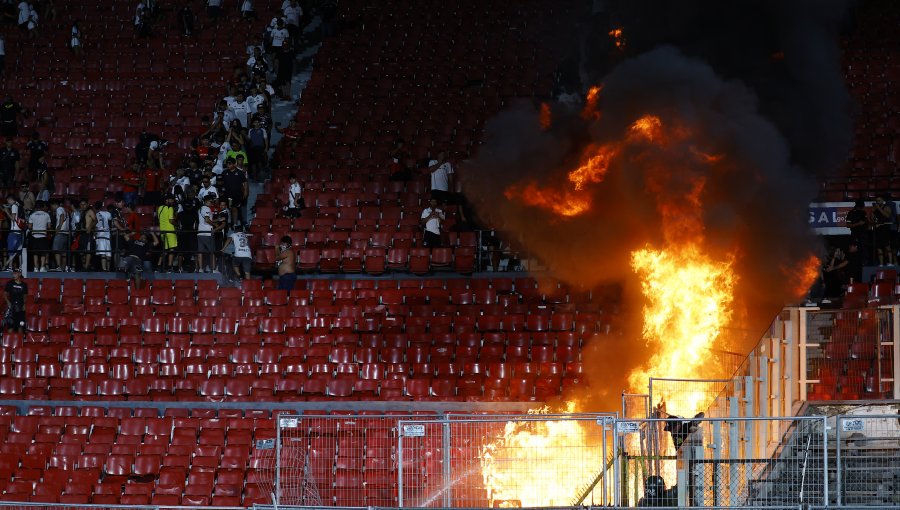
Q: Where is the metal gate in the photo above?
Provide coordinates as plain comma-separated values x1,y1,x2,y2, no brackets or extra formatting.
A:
397,413,614,508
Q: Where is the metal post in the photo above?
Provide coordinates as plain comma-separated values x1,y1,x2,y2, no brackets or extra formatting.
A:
892,305,900,399
835,415,842,506
822,416,829,506
397,420,405,508
441,418,451,507
275,415,281,506
612,429,621,507
797,307,810,402
601,419,608,505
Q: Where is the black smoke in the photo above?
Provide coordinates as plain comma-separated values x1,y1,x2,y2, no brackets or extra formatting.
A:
462,0,854,409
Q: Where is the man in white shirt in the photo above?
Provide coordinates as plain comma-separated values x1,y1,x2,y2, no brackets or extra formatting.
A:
420,197,445,248
27,201,51,272
426,151,454,204
270,19,290,50
221,224,252,280
95,201,112,270
198,176,218,201
196,194,217,272
51,199,71,271
282,0,302,36
229,93,252,128
17,1,30,29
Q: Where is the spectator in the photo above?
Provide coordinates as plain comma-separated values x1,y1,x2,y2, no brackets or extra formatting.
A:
197,194,217,272
135,0,149,37
121,163,141,207
123,231,159,288
284,174,303,217
78,200,95,271
213,197,230,263
0,138,20,188
2,195,24,271
275,235,296,291
420,197,445,247
221,223,252,280
270,18,292,100
16,1,29,31
822,246,848,302
94,201,112,271
873,194,896,267
146,140,164,169
35,155,50,200
27,200,51,272
178,188,200,271
17,184,34,215
220,157,248,227
177,4,196,36
0,97,25,137
388,139,412,181
229,92,251,128
70,20,84,57
425,151,454,203
225,138,248,164
3,267,26,333
50,198,71,271
0,34,5,79
241,0,256,20
246,118,268,181
26,4,38,39
156,194,178,272
25,131,48,177
282,0,302,39
247,46,268,78
198,175,218,201
845,200,869,263
142,164,163,206
206,0,222,21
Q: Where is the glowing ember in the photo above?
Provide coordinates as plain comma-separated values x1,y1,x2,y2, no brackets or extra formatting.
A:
480,403,602,508
608,28,626,50
628,243,736,416
539,102,552,130
581,85,603,120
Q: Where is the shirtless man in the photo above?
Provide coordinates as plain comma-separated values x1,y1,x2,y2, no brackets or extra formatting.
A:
275,235,296,292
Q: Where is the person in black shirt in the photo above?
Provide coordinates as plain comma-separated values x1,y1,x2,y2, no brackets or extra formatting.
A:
823,246,849,301
4,267,27,333
25,132,48,175
0,138,20,187
177,190,200,272
872,194,896,267
846,240,863,285
845,200,870,265
0,97,25,137
220,157,248,227
123,231,159,287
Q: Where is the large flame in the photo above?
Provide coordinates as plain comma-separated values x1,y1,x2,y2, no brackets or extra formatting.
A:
480,402,603,508
485,100,741,506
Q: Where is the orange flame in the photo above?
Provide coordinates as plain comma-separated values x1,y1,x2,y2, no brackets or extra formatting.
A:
539,102,552,130
784,253,821,300
609,28,626,51
581,85,603,121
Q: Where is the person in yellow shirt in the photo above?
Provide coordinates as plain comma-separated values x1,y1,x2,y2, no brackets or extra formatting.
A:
157,194,179,272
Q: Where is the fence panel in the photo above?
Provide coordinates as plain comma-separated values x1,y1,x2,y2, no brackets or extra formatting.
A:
399,413,613,508
804,308,894,401
616,416,827,508
649,377,730,419
835,414,900,507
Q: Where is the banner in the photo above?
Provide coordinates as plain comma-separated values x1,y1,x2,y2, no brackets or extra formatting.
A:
809,200,900,235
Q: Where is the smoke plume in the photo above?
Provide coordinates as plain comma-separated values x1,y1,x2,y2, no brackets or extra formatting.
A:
462,0,853,410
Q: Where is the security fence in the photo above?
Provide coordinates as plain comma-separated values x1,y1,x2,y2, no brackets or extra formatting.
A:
833,414,900,507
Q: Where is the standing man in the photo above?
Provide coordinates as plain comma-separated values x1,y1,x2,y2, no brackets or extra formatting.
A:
420,197,445,248
197,194,217,273
425,151,454,204
219,157,248,227
0,97,25,137
4,267,26,333
275,236,296,292
94,201,112,271
27,201,51,272
2,195,23,271
51,198,70,271
0,138,21,188
221,224,252,280
157,194,178,272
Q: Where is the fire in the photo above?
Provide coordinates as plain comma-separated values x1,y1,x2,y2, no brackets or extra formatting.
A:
628,243,736,417
784,253,821,300
505,114,662,216
480,402,603,508
581,85,603,121
609,28,626,50
539,102,552,130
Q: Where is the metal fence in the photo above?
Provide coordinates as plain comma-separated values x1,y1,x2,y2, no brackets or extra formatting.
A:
615,415,828,508
803,308,897,401
397,413,615,508
834,414,900,507
649,377,730,419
